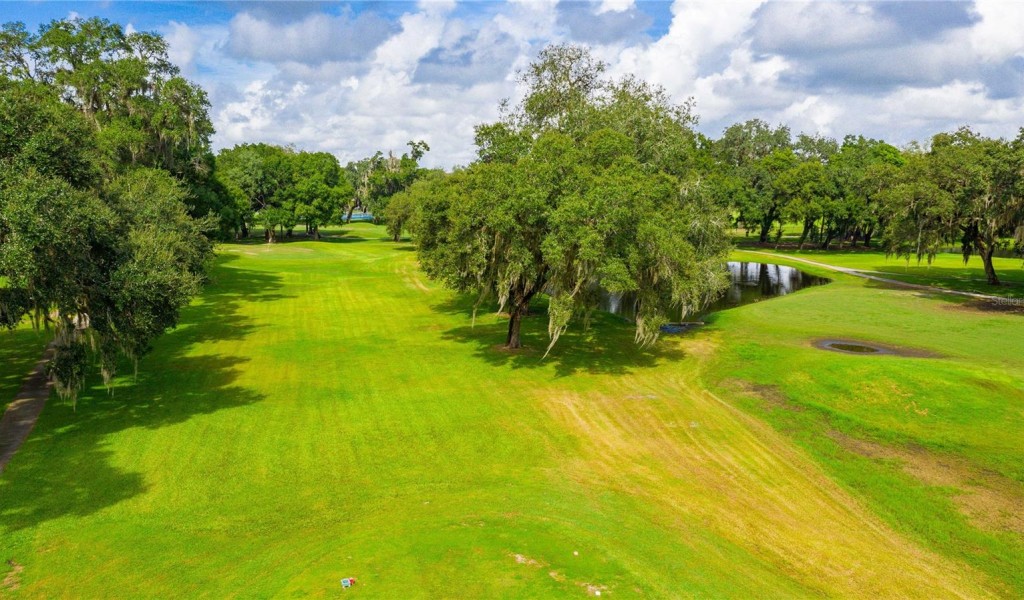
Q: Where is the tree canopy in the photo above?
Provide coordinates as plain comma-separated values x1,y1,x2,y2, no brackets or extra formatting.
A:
881,127,1024,284
0,18,216,404
414,45,729,351
214,143,352,241
343,140,431,228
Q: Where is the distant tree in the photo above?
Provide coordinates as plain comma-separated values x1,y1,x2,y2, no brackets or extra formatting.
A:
714,119,792,241
827,135,902,248
415,46,729,350
289,151,351,239
881,129,1024,285
362,140,430,227
215,143,294,242
384,170,445,242
880,150,956,268
930,128,1024,285
343,154,377,222
779,158,835,249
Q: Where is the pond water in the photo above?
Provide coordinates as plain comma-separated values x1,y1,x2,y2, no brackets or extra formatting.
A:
819,341,882,354
603,261,829,323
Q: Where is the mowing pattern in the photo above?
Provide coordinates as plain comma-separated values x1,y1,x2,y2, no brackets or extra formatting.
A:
0,224,1015,597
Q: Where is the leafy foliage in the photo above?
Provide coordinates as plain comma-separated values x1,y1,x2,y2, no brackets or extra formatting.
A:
415,45,730,350
0,18,215,405
881,127,1024,284
214,143,352,241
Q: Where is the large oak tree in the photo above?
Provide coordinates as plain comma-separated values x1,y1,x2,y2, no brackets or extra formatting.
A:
415,45,729,350
0,78,212,404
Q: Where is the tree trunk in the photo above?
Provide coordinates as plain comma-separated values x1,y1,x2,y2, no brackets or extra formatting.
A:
240,222,249,238
798,218,814,250
504,291,537,349
505,303,526,349
758,219,771,243
981,246,1000,285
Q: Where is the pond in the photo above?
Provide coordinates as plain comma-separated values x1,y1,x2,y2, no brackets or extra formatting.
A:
602,261,830,323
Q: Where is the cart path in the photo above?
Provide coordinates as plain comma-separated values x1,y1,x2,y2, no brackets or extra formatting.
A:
746,250,1009,301
0,344,54,474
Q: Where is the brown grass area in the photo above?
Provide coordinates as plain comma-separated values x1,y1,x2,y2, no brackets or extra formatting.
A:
945,300,1024,315
2,561,23,592
720,378,804,412
539,339,999,598
832,432,1024,536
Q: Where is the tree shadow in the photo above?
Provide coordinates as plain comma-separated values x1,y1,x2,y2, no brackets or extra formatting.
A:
0,327,50,409
0,256,290,534
433,295,686,378
317,232,370,244
859,275,1024,301
227,231,369,246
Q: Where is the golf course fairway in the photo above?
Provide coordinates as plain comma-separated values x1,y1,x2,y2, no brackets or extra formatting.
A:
1,223,1021,597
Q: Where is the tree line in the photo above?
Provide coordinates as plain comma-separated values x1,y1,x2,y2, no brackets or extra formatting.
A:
710,120,1024,285
210,140,433,243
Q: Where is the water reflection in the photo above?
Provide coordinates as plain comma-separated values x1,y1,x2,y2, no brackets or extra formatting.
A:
603,261,829,321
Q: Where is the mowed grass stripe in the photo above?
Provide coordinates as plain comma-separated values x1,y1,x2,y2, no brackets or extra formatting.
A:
0,223,1012,597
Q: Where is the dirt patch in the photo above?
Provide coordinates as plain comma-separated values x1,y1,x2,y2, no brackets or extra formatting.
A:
491,344,537,356
3,560,23,591
831,432,1024,536
578,582,608,596
946,299,1024,315
719,379,804,412
812,338,941,358
510,553,544,568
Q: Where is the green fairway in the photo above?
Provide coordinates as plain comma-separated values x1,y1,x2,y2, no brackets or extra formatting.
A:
1,223,1021,597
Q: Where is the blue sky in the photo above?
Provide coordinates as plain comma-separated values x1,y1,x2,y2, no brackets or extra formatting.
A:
4,1,1024,168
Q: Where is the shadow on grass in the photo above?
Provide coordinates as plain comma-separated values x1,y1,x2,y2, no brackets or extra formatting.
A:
858,274,1024,301
226,229,369,246
433,295,686,378
318,232,371,244
0,328,50,409
0,255,290,534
